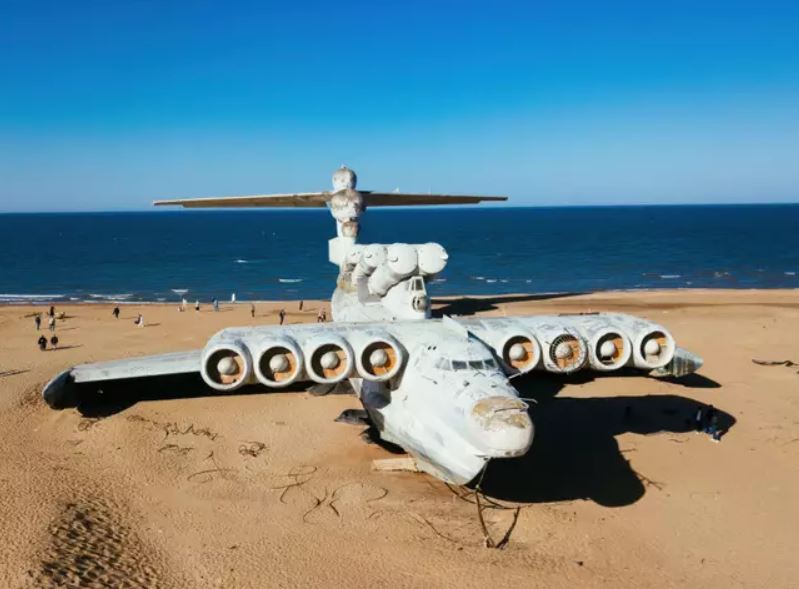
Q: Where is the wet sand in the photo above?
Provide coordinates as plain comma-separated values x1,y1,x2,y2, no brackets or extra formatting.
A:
1,290,797,588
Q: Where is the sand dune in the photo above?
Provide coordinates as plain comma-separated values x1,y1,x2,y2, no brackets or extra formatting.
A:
1,290,797,588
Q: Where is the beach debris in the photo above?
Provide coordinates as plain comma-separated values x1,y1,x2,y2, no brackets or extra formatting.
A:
371,457,418,473
752,359,799,373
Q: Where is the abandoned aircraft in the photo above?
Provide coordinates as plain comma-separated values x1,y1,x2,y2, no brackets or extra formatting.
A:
42,167,703,484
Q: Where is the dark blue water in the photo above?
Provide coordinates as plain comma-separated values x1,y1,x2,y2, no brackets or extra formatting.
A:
0,205,797,303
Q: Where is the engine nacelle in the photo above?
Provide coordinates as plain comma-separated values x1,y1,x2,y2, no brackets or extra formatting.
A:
304,335,354,383
367,243,419,296
539,328,587,374
201,339,253,392
352,244,387,282
417,242,448,276
496,332,540,374
352,333,405,382
633,327,676,369
587,328,632,371
253,336,304,387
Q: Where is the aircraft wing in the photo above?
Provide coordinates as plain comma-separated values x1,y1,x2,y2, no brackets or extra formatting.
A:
43,350,202,409
361,192,506,206
153,192,330,208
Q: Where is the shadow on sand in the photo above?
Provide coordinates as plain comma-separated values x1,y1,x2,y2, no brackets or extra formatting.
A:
431,293,584,317
73,368,734,509
478,372,733,506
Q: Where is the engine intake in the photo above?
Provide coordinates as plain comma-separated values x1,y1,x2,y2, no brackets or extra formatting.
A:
254,337,304,387
633,329,675,369
542,332,587,373
355,335,404,381
588,329,631,371
499,333,540,374
201,340,252,392
305,336,354,383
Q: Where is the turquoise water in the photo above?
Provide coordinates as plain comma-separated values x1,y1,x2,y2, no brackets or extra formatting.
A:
0,205,797,303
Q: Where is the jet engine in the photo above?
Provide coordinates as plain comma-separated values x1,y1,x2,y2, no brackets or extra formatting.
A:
587,328,632,371
633,328,675,369
351,333,405,381
497,332,540,374
253,336,304,387
304,335,354,383
201,339,252,392
368,243,419,297
539,328,587,373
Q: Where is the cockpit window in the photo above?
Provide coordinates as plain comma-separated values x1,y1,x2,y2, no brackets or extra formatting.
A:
452,360,467,370
469,360,484,370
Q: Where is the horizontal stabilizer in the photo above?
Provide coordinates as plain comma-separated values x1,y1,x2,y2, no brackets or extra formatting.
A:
362,192,506,206
154,193,329,208
154,192,506,208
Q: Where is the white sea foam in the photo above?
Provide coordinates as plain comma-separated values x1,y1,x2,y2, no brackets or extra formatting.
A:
659,274,681,279
278,278,302,283
171,288,189,295
500,279,509,283
432,278,447,283
785,271,796,276
485,279,497,284
89,293,133,301
0,293,64,301
235,259,250,264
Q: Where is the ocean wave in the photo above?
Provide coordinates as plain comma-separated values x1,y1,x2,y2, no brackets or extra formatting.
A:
89,293,133,301
171,288,189,295
235,259,251,264
278,278,303,283
785,271,796,276
659,274,681,279
472,276,485,281
485,279,497,284
0,293,64,301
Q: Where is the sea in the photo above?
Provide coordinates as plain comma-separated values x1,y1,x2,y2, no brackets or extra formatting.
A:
0,205,797,304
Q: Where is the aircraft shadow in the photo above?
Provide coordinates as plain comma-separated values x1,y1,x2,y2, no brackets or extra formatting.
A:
480,374,734,506
431,292,584,317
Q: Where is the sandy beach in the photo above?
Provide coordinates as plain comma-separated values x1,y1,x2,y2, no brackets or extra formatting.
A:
1,289,797,588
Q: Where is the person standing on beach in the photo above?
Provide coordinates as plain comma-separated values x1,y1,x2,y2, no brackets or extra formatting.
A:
37,335,47,351
181,298,187,312
50,335,59,350
213,298,219,312
135,313,144,327
317,308,326,323
279,308,286,325
299,300,303,311
250,303,256,318
34,314,41,331
48,316,56,332
48,305,55,318
195,300,200,312
112,306,120,319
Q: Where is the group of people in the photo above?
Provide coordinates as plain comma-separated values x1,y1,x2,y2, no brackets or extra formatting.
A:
35,306,62,350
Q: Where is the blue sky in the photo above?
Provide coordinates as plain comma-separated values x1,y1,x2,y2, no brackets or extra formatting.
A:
1,0,798,212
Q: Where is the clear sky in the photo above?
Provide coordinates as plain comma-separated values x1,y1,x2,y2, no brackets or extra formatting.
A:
1,0,798,212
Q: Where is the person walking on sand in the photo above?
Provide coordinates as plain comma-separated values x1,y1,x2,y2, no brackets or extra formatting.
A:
181,298,187,312
135,313,144,327
299,300,304,311
48,316,56,332
317,308,326,323
48,305,55,318
213,298,219,312
195,300,200,312
250,303,256,318
50,335,59,350
112,306,120,319
34,314,41,331
37,335,47,351
279,308,286,325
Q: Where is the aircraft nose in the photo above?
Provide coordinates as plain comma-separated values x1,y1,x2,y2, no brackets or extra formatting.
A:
469,396,534,458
